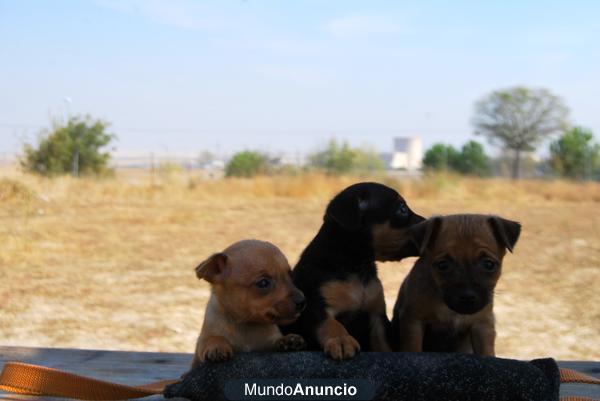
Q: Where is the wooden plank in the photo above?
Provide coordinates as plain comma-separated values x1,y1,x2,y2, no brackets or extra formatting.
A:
0,347,598,400
559,360,600,378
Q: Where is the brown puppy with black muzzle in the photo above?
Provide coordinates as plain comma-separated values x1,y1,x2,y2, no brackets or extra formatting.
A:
191,240,306,368
391,214,521,356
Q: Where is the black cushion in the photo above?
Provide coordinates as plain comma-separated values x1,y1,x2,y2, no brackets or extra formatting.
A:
164,351,559,401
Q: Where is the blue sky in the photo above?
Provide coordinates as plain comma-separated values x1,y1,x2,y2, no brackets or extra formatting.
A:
1,0,599,156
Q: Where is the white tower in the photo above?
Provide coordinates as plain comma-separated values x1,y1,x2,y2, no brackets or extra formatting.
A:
390,137,422,171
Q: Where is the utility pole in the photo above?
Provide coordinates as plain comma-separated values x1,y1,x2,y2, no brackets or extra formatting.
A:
63,97,79,177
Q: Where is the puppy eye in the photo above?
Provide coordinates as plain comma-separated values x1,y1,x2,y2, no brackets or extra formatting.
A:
434,260,451,272
481,259,497,271
256,278,272,289
396,203,408,216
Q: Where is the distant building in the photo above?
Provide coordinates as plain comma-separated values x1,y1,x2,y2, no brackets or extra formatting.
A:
379,152,393,169
273,152,307,167
390,137,422,171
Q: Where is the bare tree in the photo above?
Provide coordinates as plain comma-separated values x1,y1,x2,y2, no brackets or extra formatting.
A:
472,87,569,179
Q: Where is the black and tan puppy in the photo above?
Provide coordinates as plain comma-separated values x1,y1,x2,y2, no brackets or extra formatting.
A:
284,182,424,360
191,240,306,368
391,214,521,356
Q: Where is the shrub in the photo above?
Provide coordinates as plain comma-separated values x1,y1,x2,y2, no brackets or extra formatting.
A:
225,151,269,177
21,116,115,176
308,139,384,174
352,145,385,172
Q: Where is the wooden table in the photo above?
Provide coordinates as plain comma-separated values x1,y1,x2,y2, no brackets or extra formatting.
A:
0,346,598,400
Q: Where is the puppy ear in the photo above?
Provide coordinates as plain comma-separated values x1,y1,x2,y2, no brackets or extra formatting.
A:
408,217,442,255
195,253,228,283
488,216,521,253
326,192,368,231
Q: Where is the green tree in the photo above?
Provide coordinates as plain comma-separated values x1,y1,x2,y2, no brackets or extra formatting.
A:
423,141,490,176
472,87,569,179
456,140,491,176
308,139,383,174
22,116,115,176
309,139,355,174
351,145,385,172
422,144,460,171
549,127,599,180
225,151,268,177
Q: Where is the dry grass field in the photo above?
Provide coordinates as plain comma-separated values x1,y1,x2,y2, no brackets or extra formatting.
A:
1,167,599,360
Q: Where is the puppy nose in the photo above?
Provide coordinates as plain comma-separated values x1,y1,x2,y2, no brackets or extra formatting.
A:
293,292,306,312
459,291,477,304
412,213,425,224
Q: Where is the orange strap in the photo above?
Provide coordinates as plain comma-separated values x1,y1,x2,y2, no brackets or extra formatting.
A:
559,368,600,401
0,361,598,400
561,368,600,385
0,361,176,400
562,398,598,401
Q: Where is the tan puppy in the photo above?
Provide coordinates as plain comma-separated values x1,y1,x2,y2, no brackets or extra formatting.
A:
391,214,521,356
191,240,306,368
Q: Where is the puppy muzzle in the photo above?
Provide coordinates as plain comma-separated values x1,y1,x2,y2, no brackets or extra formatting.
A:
443,287,489,315
269,291,306,324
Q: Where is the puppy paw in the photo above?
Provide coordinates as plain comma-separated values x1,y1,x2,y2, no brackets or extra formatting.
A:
201,343,233,363
323,335,360,360
276,334,307,352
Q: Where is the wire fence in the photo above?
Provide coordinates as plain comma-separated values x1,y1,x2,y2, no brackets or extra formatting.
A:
1,152,597,181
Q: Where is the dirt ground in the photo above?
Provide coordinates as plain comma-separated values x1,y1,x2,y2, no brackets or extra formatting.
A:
1,169,599,360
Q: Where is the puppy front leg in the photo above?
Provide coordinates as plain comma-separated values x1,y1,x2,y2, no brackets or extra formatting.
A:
398,318,424,352
366,279,392,352
370,314,392,352
192,335,234,367
471,322,496,356
317,316,360,360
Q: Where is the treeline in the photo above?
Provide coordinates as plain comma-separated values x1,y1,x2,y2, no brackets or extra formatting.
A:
224,139,383,177
18,86,600,181
423,126,600,180
423,141,490,176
